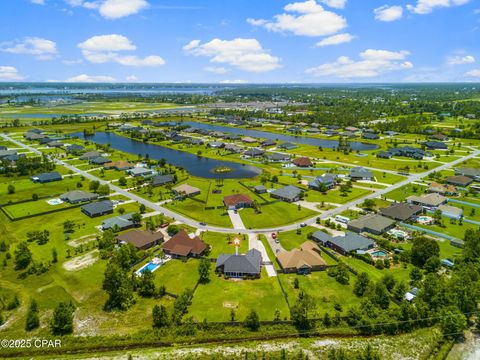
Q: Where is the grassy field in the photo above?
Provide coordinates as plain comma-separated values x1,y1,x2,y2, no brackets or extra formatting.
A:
277,226,318,251
2,198,76,218
201,231,249,258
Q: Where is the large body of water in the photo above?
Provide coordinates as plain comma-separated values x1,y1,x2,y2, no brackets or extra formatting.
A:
180,121,378,151
73,132,261,179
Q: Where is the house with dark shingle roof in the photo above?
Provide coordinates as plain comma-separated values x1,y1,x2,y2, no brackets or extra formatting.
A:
349,167,373,180
60,190,98,204
406,193,448,209
311,231,375,255
423,141,448,150
151,174,174,187
380,202,423,221
89,156,111,165
278,142,297,150
117,230,164,250
254,185,267,194
270,185,303,202
79,151,102,160
102,212,136,231
292,157,313,167
31,171,62,183
216,248,262,278
81,200,114,218
66,144,85,153
244,148,265,158
161,230,207,258
347,214,396,235
266,153,291,162
444,175,473,187
309,174,337,190
455,167,480,180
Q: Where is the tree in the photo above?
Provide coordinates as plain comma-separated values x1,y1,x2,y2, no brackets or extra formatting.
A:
152,304,169,328
354,272,370,297
97,184,110,196
139,203,146,214
424,255,441,273
7,184,15,194
14,242,32,270
411,236,439,268
438,306,467,338
167,224,179,235
89,180,100,193
366,282,390,310
138,269,156,297
118,177,127,186
25,300,40,331
63,220,75,233
32,193,39,201
410,267,423,283
244,309,260,331
361,199,376,210
290,291,316,330
463,228,480,263
102,262,134,310
393,281,408,301
198,258,211,284
51,248,58,263
50,302,75,335
131,212,142,225
381,273,396,292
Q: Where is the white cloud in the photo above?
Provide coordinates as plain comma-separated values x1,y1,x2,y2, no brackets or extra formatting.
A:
62,59,84,65
30,0,45,4
1,37,57,60
374,5,404,22
219,79,248,84
66,74,116,82
0,66,24,80
306,49,413,78
204,66,230,74
126,75,138,81
183,38,281,73
407,0,472,15
447,55,475,65
64,0,148,19
320,0,347,9
247,0,347,37
465,69,480,77
315,33,355,47
78,34,165,67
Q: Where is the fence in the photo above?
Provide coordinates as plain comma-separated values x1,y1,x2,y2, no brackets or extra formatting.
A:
398,222,460,241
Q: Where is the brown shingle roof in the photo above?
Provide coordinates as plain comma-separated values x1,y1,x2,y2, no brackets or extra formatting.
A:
444,175,473,187
161,230,207,256
223,193,253,207
117,230,164,249
292,157,313,167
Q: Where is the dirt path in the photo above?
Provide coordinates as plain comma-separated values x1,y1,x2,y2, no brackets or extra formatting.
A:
63,250,99,272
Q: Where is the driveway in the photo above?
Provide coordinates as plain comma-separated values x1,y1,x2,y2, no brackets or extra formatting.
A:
227,209,246,230
248,234,277,277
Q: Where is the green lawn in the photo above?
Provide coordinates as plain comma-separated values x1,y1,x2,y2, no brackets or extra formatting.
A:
164,198,232,228
152,258,199,296
277,226,318,251
305,187,374,204
342,257,412,282
2,198,76,218
201,231,249,258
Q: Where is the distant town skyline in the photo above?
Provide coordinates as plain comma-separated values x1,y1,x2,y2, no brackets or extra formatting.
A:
0,0,479,83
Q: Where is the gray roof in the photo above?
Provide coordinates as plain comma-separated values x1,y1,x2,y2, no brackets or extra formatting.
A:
244,148,265,156
348,214,396,233
216,248,261,275
66,144,85,152
102,212,135,230
152,174,174,186
278,142,297,149
81,200,114,215
350,166,373,179
90,156,111,164
254,185,266,191
330,233,375,253
271,185,303,201
32,171,62,182
60,190,98,203
128,167,153,176
0,150,17,158
455,167,480,178
309,174,336,188
380,202,423,221
311,230,332,245
79,151,102,160
267,153,291,161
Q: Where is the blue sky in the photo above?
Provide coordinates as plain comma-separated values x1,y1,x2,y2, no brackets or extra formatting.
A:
0,0,479,83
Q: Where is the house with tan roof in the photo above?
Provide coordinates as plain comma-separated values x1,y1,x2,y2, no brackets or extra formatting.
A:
161,230,207,258
427,182,458,196
172,184,201,197
276,241,327,274
292,157,313,167
117,230,164,250
103,160,134,171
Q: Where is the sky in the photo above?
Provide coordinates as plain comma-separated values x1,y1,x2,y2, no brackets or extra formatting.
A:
0,0,479,83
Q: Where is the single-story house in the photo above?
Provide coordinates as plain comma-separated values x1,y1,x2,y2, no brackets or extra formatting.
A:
223,194,253,210
81,200,114,218
266,153,291,162
103,161,134,171
380,202,423,221
0,150,18,159
254,185,267,194
430,133,448,141
117,229,164,250
161,230,207,258
438,204,463,220
173,184,201,197
311,231,375,255
278,142,297,150
376,151,392,159
24,132,47,141
308,174,337,190
89,156,111,165
102,212,136,231
244,148,265,158
261,140,276,147
207,141,225,148
66,144,85,153
216,248,262,278
444,175,473,187
427,182,458,196
345,126,359,132
423,141,448,150
31,171,63,183
454,167,480,181
292,157,313,167
241,136,257,144
224,144,243,153
276,241,327,274
350,167,373,181
60,190,98,204
0,146,6,151
79,151,102,160
406,193,448,209
363,132,379,140
347,214,396,235
151,174,174,187
270,185,303,202
47,141,64,148
127,167,154,177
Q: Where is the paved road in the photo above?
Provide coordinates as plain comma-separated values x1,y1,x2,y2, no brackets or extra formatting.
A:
3,133,479,235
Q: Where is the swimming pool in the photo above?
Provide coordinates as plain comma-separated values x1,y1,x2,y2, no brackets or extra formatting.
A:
417,216,433,225
137,262,160,275
372,250,388,257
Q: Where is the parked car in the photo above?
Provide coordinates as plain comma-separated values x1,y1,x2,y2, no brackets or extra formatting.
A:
199,222,206,226
300,223,307,228
271,232,277,239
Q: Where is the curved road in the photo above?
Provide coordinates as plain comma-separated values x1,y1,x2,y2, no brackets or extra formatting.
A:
3,133,479,235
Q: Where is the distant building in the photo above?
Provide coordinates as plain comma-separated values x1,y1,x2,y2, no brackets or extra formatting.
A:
427,182,458,196
423,141,448,150
308,174,337,190
102,212,136,231
270,185,303,202
207,141,225,148
254,185,267,194
103,161,134,171
430,133,448,141
117,230,164,250
406,193,448,209
444,175,473,187
438,204,463,220
277,142,297,150
161,230,207,258
89,156,111,165
81,200,114,218
31,171,62,183
347,214,396,235
311,231,375,255
60,190,98,204
266,153,291,162
244,148,265,158
261,139,276,147
127,167,155,177
151,174,174,187
79,151,102,160
216,248,262,278
66,144,85,153
173,184,201,197
380,202,423,221
292,157,313,167
454,167,480,181
276,241,327,274
349,167,373,181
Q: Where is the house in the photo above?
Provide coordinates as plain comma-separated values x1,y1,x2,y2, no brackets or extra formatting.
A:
380,202,423,221
207,141,225,148
224,144,243,153
311,231,375,255
31,171,62,183
276,241,327,274
24,132,47,141
66,144,85,153
270,185,303,202
223,194,253,210
0,146,6,151
406,193,448,209
127,167,154,177
438,204,463,220
404,287,419,301
445,175,473,187
308,174,337,190
349,167,373,181
244,148,265,158
345,126,359,132
103,161,134,171
0,150,17,159
362,132,379,140
216,248,262,278
81,200,114,217
79,151,102,160
427,182,458,196
430,133,448,141
117,230,164,250
60,190,98,204
151,174,174,187
89,156,111,165
161,230,207,258
241,136,257,144
254,185,267,194
47,141,64,148
347,214,396,235
423,141,448,150
455,167,480,181
376,151,392,159
261,139,276,147
102,212,136,231
266,153,291,162
278,142,297,150
387,147,425,159
292,157,313,167
384,131,398,137
173,184,201,197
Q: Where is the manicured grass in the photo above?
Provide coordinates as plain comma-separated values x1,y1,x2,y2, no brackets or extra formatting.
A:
305,187,373,204
342,257,412,282
277,226,318,251
189,269,289,321
240,201,316,229
384,183,427,201
153,259,200,296
2,198,75,218
164,198,232,228
201,231,249,258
